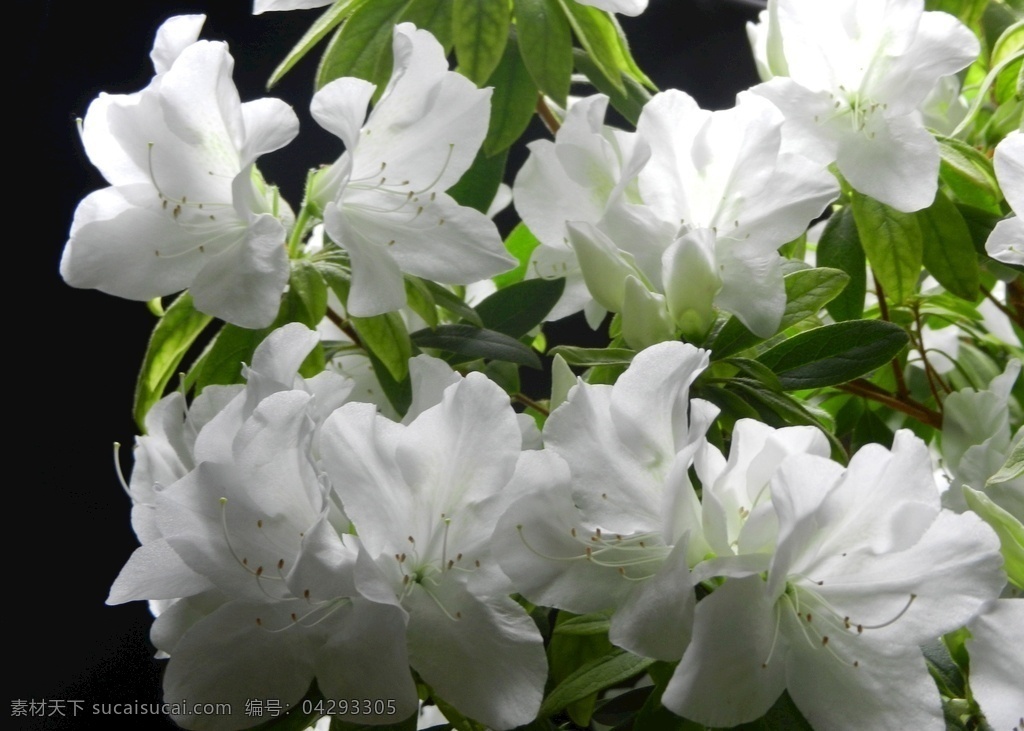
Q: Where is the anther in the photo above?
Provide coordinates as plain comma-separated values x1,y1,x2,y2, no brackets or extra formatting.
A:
277,559,285,570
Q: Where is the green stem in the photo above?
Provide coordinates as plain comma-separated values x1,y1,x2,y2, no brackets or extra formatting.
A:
287,204,314,259
949,46,1024,139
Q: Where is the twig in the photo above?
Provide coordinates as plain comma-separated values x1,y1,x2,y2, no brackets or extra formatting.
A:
981,283,1024,329
513,392,550,417
325,307,363,349
838,379,943,429
873,275,910,399
535,95,561,135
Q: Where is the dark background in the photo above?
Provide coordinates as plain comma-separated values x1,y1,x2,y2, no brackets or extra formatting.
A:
24,1,760,728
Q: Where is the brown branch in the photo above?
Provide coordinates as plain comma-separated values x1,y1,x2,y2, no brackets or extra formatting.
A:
535,95,561,135
873,274,910,399
838,379,943,430
981,283,1024,329
911,303,951,401
325,307,363,349
513,392,550,417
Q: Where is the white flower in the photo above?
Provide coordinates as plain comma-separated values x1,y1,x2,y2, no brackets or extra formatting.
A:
965,599,1024,731
750,0,979,212
496,342,717,661
61,16,299,328
666,431,1006,729
568,90,836,344
986,131,1024,266
513,94,662,325
253,0,332,14
311,24,513,317
320,372,548,729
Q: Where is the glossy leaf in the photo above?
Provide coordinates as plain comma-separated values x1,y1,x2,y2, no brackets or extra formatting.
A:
917,190,980,301
411,324,542,368
447,147,509,214
316,0,411,90
420,281,483,326
756,320,909,390
547,346,635,367
493,223,542,289
557,0,624,91
453,0,510,85
552,610,613,636
539,648,655,718
483,34,539,156
351,312,412,381
133,292,213,431
937,135,1002,212
268,0,367,88
401,0,453,50
573,49,651,126
851,192,922,304
817,206,867,322
515,0,573,106
475,277,565,338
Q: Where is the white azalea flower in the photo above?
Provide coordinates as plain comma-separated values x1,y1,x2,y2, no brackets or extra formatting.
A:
61,16,299,328
666,431,1006,729
966,599,1024,731
496,342,717,661
576,0,647,16
986,131,1024,266
320,372,548,730
253,0,332,13
750,0,979,212
568,90,836,344
513,94,663,325
311,24,513,317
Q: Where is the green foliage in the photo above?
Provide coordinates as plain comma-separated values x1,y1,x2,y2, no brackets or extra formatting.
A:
453,0,511,84
937,135,1002,212
547,346,636,367
268,0,368,88
515,0,574,106
351,311,413,381
447,147,509,214
917,190,981,301
817,206,867,322
475,277,565,338
411,324,543,368
850,192,923,304
483,34,540,156
963,486,1024,589
756,320,910,390
494,224,543,289
540,646,655,720
133,292,213,431
316,0,412,90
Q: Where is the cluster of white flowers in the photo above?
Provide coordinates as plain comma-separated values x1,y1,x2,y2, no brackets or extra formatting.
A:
62,1,1024,729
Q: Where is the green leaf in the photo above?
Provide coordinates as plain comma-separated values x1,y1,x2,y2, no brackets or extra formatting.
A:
548,612,613,728
731,692,814,731
850,192,923,304
547,345,636,367
721,358,783,392
351,312,412,381
287,260,329,328
367,347,413,415
420,281,483,326
493,223,542,289
917,190,981,301
557,0,624,91
515,0,573,106
400,0,454,50
404,277,439,329
482,34,539,156
552,610,613,636
756,320,910,390
987,436,1024,485
453,0,510,85
817,207,867,322
447,146,509,214
316,0,411,89
730,379,847,460
937,135,1002,212
411,324,542,368
133,293,213,431
710,267,851,359
539,648,655,718
475,277,565,338
963,486,1024,589
268,0,367,88
572,48,651,126
189,324,270,392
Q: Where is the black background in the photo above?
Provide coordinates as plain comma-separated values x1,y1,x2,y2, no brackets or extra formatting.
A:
24,1,760,728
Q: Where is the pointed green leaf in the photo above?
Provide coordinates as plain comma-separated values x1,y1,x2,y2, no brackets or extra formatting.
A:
447,146,508,214
963,486,1024,589
404,276,438,329
817,206,867,321
710,267,851,359
351,312,412,381
287,259,329,328
553,610,613,636
547,346,635,367
572,48,651,126
987,437,1024,485
411,324,542,368
756,320,910,390
917,190,980,301
482,34,539,156
851,192,923,304
316,0,411,89
730,379,846,460
557,0,623,91
493,223,542,289
937,135,1002,212
539,648,655,718
133,293,213,431
268,0,368,88
420,281,483,326
453,0,510,85
400,0,453,50
515,0,573,106
475,277,565,338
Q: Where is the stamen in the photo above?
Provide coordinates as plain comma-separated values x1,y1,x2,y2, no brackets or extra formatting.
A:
112,442,132,499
